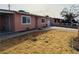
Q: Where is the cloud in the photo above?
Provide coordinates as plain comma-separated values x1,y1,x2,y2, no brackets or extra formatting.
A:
0,4,72,18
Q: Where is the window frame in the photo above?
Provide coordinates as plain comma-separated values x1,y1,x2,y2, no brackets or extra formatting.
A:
21,15,31,25
41,18,46,23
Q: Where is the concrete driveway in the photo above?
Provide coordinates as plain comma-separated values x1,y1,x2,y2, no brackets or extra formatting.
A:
49,26,78,32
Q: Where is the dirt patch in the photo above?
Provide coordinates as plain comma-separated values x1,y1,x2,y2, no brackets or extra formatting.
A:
0,30,78,54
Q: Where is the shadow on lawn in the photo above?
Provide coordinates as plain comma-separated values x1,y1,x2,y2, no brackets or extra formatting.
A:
0,31,48,53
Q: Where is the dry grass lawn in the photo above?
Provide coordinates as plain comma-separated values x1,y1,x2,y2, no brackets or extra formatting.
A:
0,29,78,54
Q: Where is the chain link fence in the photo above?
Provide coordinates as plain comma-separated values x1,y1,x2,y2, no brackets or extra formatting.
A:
51,23,78,29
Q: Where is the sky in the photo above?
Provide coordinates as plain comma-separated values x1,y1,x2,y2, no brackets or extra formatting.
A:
0,4,73,18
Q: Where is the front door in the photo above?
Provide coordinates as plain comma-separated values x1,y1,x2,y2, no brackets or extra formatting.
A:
3,15,11,32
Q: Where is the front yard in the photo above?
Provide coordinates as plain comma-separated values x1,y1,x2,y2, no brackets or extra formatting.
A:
0,29,78,54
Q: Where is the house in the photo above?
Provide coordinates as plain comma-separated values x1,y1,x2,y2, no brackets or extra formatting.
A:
0,9,50,33
50,18,62,26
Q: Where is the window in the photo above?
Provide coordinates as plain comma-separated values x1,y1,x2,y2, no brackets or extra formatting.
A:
54,19,56,22
41,19,45,23
21,15,31,25
58,20,60,22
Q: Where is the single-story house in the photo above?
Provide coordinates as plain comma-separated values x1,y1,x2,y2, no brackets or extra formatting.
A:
50,18,62,26
0,9,51,33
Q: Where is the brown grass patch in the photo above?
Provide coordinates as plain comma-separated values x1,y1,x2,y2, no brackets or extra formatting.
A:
0,30,78,54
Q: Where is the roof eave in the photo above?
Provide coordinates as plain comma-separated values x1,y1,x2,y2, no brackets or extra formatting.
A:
0,10,14,14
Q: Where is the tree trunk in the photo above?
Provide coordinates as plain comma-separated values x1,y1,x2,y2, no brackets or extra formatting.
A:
78,26,79,40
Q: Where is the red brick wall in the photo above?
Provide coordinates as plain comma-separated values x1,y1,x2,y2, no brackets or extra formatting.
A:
0,13,48,32
10,14,15,32
12,13,49,32
37,17,47,28
14,13,36,32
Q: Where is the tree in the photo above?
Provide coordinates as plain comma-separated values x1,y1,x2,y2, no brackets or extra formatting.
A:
18,10,29,14
61,5,79,26
18,10,26,13
61,5,79,50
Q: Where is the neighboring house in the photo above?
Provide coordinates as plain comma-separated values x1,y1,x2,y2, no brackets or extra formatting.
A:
0,9,50,32
50,18,62,26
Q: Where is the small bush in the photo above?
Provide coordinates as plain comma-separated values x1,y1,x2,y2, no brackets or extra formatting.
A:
31,37,37,41
73,37,79,51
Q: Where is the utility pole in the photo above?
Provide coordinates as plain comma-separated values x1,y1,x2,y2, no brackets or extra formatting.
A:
8,4,10,10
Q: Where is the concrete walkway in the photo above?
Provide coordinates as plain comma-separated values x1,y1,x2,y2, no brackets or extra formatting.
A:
0,28,54,41
0,26,78,41
49,26,78,32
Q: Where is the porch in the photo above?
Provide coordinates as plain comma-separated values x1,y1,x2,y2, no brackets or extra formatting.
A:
0,12,14,33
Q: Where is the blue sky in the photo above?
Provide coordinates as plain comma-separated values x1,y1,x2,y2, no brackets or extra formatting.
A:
0,4,72,18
